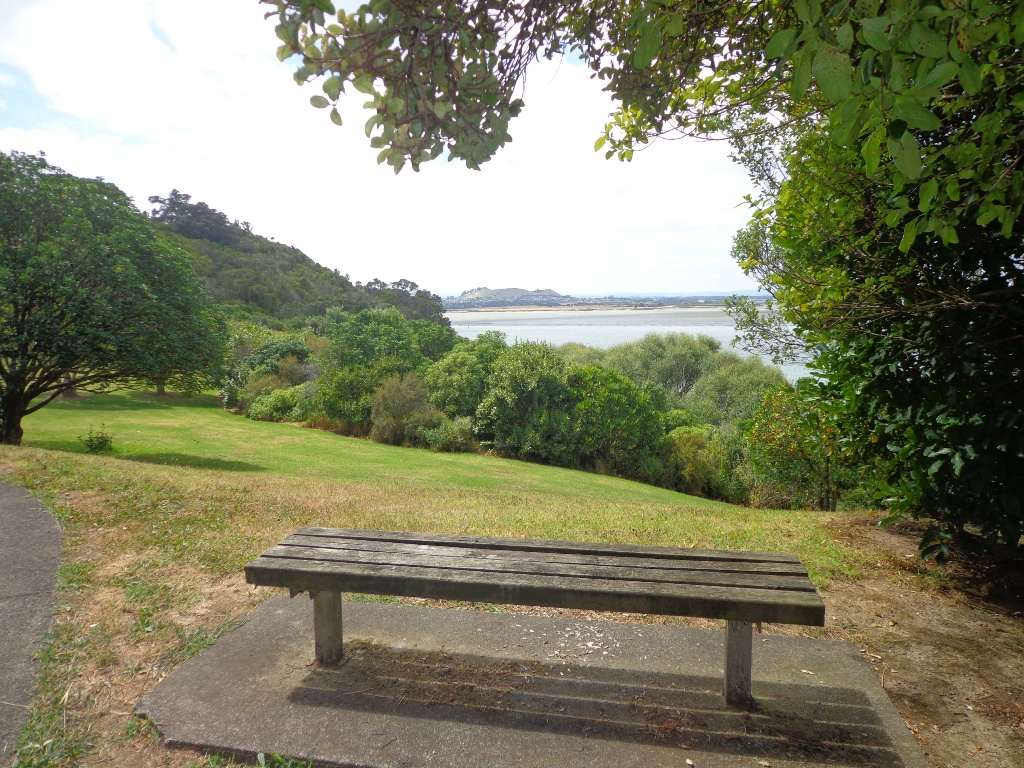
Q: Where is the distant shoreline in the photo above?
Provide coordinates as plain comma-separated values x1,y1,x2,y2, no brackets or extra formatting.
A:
446,303,717,313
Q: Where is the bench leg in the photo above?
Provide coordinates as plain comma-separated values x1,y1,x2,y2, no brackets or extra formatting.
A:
725,620,753,707
313,590,343,666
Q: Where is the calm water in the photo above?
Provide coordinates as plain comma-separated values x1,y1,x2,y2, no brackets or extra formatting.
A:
446,307,807,381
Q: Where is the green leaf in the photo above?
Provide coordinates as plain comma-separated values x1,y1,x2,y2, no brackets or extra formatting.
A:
889,131,923,179
790,47,813,100
836,21,854,51
958,60,982,94
918,178,938,212
634,21,663,68
765,29,797,60
862,127,884,177
898,216,919,252
886,118,908,140
861,17,892,51
908,21,948,58
664,12,686,38
859,50,876,83
812,44,852,103
912,60,959,94
330,107,342,126
352,74,375,95
894,96,941,130
323,75,342,101
309,95,330,108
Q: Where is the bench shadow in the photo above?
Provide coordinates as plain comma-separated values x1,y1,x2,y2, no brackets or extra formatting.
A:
123,453,263,472
289,643,905,767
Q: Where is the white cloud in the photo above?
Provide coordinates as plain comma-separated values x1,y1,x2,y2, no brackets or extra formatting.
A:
0,0,758,296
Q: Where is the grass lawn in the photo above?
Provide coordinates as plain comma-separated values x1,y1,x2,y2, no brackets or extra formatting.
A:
12,390,1016,768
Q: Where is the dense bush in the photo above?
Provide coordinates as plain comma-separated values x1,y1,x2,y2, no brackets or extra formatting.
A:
424,331,508,417
311,365,389,434
564,365,662,480
422,416,476,453
746,383,865,511
683,357,785,426
368,373,443,446
475,343,662,479
474,342,577,466
248,382,315,423
660,427,715,496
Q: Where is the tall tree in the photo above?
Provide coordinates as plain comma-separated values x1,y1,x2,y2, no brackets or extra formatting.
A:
0,152,226,445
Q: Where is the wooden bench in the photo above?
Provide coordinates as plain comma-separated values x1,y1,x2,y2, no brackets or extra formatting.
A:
244,527,825,706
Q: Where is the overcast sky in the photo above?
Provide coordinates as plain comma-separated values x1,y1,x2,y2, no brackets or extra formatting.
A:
0,0,760,298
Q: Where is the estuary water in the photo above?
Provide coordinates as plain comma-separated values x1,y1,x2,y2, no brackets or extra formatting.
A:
445,307,807,381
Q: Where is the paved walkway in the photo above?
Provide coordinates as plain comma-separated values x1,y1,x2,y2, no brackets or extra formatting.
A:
0,484,62,761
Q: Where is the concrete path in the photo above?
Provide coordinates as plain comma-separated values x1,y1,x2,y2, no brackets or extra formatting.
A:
0,484,62,761
141,597,927,768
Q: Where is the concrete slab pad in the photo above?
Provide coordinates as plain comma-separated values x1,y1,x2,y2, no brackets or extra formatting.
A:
139,596,927,768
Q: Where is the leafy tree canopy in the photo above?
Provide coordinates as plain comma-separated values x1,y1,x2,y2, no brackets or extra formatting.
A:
0,152,226,444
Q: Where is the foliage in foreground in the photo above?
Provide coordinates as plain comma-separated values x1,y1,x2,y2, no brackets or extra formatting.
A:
262,0,1024,555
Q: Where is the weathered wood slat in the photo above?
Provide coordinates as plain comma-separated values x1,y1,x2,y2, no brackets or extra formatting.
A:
279,534,811,577
294,527,801,564
259,543,816,592
245,554,825,625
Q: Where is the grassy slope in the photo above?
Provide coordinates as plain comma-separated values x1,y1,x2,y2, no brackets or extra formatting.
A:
7,391,861,583
0,391,874,767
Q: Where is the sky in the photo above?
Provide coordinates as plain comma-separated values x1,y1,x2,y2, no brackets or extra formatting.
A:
0,0,761,298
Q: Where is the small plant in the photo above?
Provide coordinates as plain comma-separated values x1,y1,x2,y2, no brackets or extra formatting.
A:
79,425,114,453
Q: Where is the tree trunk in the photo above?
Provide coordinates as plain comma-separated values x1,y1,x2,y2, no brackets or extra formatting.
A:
0,396,25,445
155,382,166,396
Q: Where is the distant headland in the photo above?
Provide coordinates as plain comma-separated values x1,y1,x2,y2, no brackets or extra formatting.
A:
443,287,767,311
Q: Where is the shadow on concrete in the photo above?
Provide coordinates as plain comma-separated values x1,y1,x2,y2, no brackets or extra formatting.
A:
290,643,904,767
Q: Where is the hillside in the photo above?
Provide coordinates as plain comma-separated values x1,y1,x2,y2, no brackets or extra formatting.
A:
149,190,446,326
447,287,567,308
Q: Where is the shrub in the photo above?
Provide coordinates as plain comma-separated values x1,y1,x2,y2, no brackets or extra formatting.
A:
248,383,314,423
422,417,476,453
310,366,385,435
663,409,698,432
405,408,448,447
368,373,443,446
79,425,114,454
660,427,714,496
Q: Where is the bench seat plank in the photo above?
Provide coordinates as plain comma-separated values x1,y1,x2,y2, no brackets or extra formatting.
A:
246,550,825,626
258,543,818,593
280,534,812,577
295,527,802,564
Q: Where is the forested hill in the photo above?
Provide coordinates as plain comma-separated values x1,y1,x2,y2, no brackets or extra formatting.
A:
148,190,446,327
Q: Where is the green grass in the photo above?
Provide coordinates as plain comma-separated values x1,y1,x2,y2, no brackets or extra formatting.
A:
1,390,879,768
6,390,863,582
